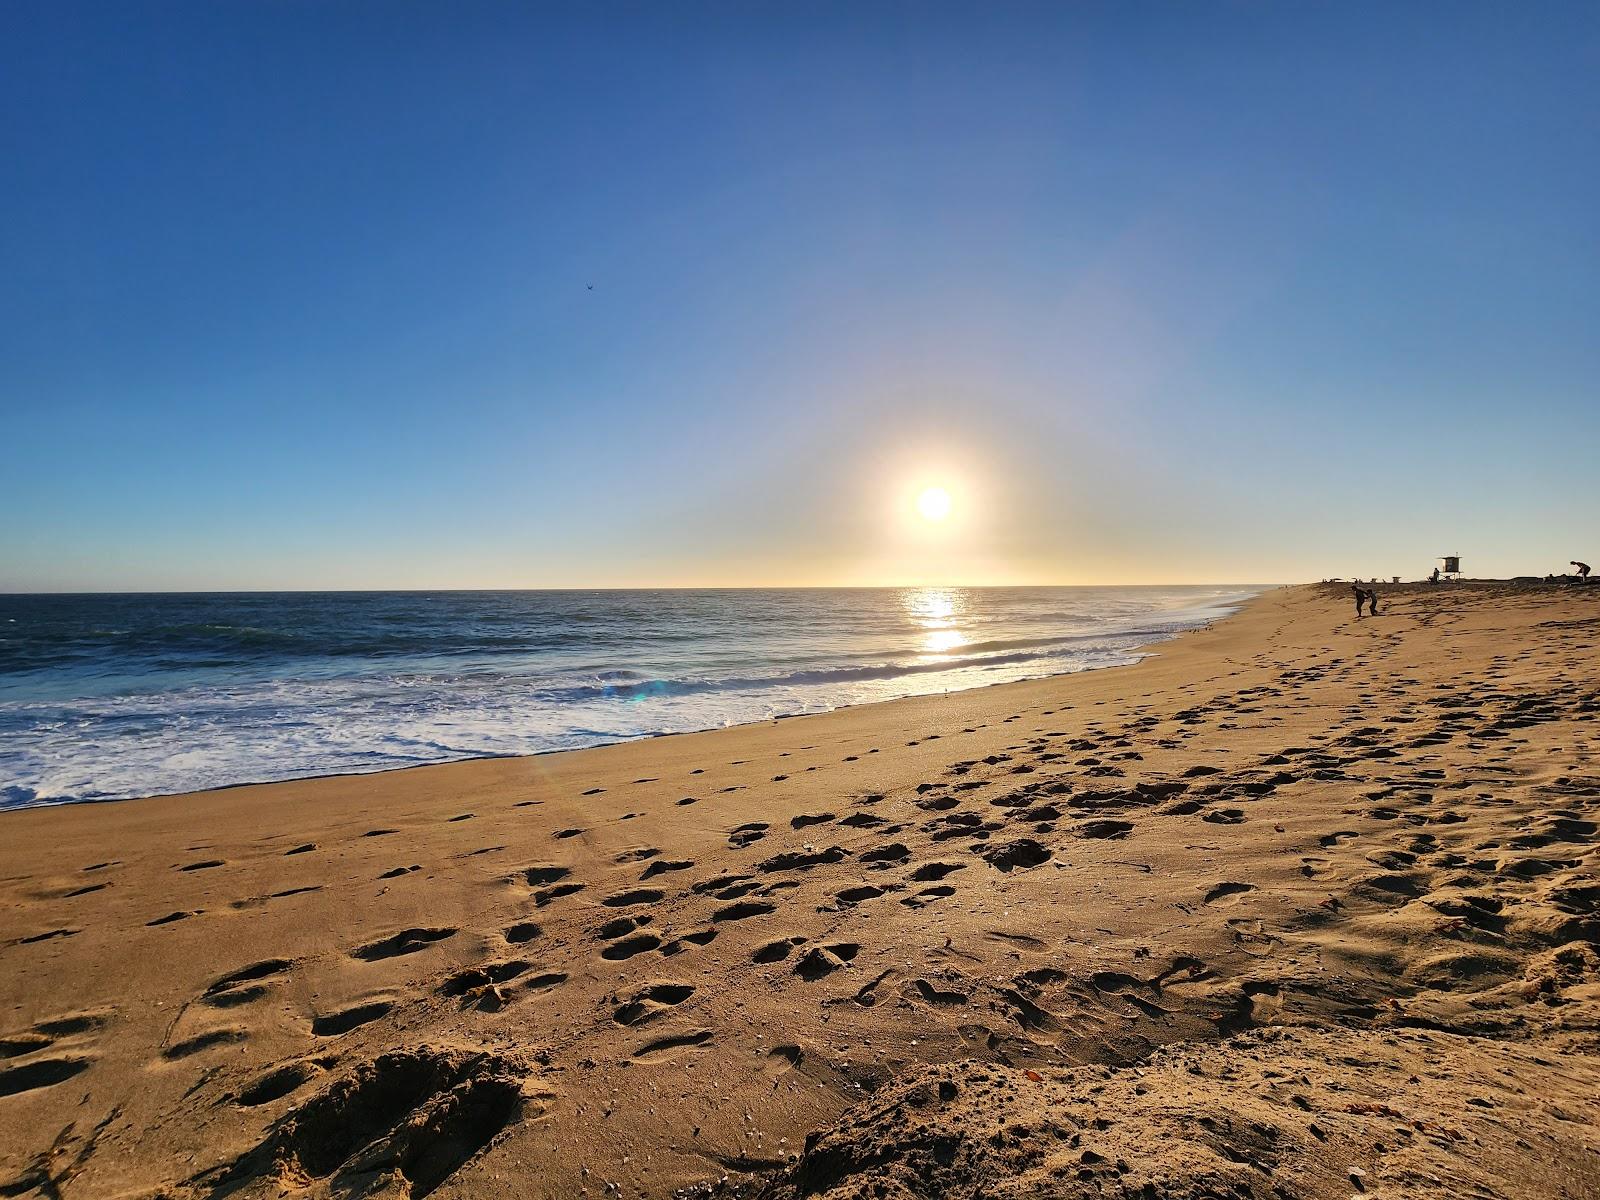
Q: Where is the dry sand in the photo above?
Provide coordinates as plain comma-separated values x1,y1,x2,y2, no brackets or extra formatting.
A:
2,582,1597,1199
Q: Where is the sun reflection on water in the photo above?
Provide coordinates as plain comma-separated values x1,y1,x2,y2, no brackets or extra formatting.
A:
922,628,967,654
903,587,969,655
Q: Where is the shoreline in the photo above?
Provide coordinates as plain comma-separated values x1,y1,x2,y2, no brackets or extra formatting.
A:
2,580,1596,1199
1,587,1264,814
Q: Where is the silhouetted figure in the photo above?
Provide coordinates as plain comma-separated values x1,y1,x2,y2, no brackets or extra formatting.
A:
1429,567,1440,584
1366,588,1380,615
1352,585,1366,618
1574,561,1592,580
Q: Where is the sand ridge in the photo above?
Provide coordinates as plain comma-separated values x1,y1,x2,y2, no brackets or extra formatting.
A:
1,583,1597,1198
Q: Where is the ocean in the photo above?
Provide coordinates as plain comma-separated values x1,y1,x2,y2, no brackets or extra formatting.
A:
0,586,1261,809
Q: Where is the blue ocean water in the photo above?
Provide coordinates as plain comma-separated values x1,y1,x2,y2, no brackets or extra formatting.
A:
0,586,1260,808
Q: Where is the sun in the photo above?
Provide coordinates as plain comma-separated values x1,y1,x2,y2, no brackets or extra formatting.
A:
916,486,952,522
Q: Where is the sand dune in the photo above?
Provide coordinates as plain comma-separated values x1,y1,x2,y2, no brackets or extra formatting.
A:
1,582,1597,1198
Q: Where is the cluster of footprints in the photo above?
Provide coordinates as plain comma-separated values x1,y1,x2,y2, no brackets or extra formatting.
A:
3,587,1597,1197
0,1010,107,1100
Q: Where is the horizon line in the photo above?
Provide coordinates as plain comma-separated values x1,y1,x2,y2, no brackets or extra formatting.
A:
0,581,1287,597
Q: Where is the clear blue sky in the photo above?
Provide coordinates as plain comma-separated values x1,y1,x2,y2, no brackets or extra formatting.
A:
3,2,1596,590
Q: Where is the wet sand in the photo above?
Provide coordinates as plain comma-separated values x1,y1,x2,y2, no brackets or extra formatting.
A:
2,582,1597,1198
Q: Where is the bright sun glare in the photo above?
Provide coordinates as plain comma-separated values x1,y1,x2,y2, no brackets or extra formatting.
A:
916,486,952,522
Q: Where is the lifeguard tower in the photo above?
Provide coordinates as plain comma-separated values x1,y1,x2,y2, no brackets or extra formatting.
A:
1438,555,1462,580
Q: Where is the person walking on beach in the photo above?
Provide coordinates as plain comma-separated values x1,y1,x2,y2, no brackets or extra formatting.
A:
1352,584,1366,618
1574,561,1591,581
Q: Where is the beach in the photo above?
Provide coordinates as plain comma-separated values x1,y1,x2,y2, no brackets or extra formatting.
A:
2,581,1597,1198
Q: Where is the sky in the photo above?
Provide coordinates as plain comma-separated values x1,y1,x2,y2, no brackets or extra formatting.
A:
2,1,1596,591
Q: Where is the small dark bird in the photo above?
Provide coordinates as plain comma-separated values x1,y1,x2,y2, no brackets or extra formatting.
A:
586,284,594,290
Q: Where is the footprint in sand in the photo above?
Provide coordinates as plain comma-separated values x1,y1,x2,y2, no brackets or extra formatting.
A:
979,839,1052,871
0,1055,94,1097
852,969,895,1006
753,936,807,964
534,883,585,906
757,847,847,872
660,928,718,956
203,959,292,1007
602,888,665,908
310,1001,392,1036
712,900,777,922
602,932,663,960
441,961,530,997
640,859,693,880
695,874,756,901
839,812,886,828
166,1027,248,1058
612,983,694,1026
349,927,457,962
859,843,911,865
0,1009,111,1087
598,915,648,940
1299,856,1330,878
910,978,969,1006
630,1029,712,1062
902,885,957,908
230,885,322,909
234,1059,330,1107
834,885,885,906
1202,882,1256,906
147,910,201,926
995,987,1060,1033
763,1043,803,1077
794,943,860,980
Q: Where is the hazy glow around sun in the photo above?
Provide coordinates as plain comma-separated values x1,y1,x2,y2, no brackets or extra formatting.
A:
916,486,952,522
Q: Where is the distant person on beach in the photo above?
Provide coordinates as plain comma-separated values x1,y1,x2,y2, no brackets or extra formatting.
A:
1366,588,1380,615
1574,561,1591,580
1352,585,1366,618
1429,567,1440,584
